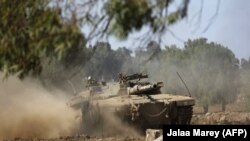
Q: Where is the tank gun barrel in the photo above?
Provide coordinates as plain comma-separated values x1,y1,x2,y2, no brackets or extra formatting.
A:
128,82,163,95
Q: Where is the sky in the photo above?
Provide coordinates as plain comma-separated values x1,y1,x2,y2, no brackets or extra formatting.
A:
107,0,250,59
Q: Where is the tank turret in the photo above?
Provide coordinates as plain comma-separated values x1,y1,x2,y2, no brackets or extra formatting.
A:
118,73,164,95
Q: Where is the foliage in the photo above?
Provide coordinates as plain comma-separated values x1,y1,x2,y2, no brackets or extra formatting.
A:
0,0,84,78
183,39,240,110
103,0,189,38
83,42,132,81
104,0,152,38
240,58,250,110
0,0,193,79
61,0,190,41
138,38,240,111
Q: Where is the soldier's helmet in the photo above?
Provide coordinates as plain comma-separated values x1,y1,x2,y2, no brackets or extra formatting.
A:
87,76,92,81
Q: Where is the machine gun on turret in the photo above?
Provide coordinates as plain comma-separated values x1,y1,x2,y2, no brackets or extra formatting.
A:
124,73,148,81
119,73,148,84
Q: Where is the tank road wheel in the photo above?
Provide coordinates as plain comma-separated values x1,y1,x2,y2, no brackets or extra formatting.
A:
176,106,193,124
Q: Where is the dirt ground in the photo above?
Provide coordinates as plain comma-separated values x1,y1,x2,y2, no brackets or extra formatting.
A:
192,111,250,125
2,103,250,141
3,111,250,141
1,135,144,141
191,96,250,124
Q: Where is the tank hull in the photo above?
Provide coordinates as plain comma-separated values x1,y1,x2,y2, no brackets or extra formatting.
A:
67,73,195,135
81,93,195,132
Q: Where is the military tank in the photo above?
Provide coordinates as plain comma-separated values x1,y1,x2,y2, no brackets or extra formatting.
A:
68,73,195,134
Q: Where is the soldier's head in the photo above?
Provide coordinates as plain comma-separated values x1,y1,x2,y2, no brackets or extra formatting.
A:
87,76,92,81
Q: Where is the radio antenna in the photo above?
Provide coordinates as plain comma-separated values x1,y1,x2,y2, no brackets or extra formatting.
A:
176,72,192,97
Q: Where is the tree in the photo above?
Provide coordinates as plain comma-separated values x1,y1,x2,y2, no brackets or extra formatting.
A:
115,47,134,74
0,0,84,78
240,58,250,110
83,42,123,81
141,38,239,113
184,39,240,112
63,0,190,41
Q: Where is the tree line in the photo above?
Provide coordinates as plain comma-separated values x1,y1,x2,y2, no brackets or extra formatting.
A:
37,38,250,113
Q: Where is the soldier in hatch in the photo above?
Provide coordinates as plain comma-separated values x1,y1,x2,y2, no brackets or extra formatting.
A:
86,76,99,87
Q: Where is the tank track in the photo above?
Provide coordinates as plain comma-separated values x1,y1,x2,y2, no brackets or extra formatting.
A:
176,106,193,124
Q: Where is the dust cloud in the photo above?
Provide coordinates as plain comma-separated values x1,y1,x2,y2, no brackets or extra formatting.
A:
82,109,141,137
0,75,80,139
